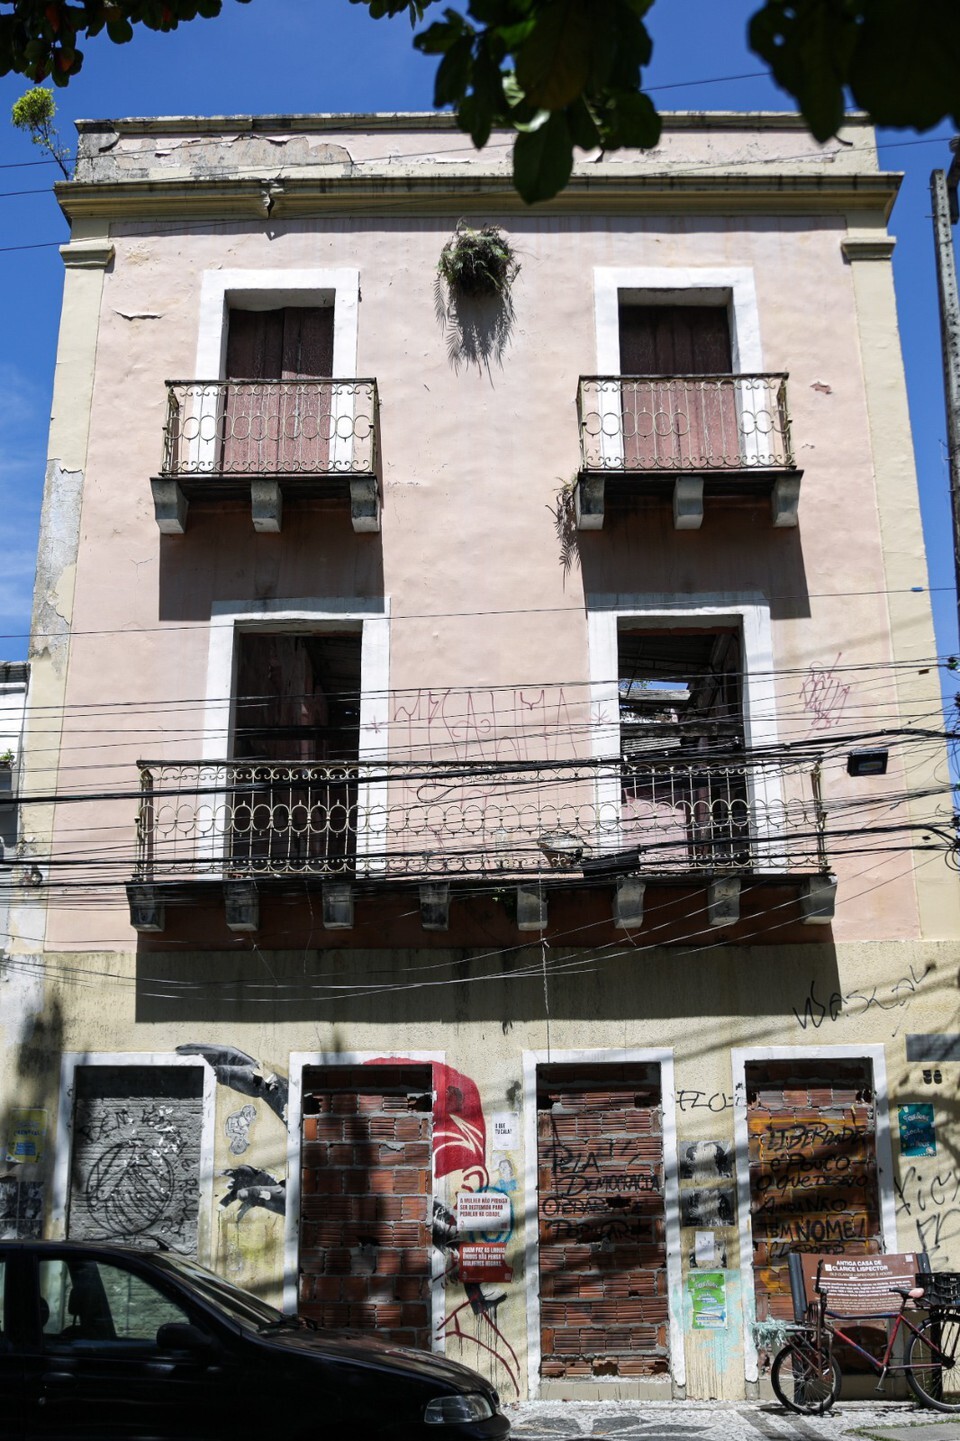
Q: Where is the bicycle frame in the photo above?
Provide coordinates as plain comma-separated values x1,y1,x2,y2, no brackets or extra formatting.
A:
773,1262,960,1416
826,1308,931,1382
811,1260,956,1386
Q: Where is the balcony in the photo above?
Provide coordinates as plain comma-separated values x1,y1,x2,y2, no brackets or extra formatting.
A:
575,374,801,530
150,378,381,534
127,754,833,934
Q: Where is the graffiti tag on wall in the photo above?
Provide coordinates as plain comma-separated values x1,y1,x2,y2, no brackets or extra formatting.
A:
68,1072,203,1254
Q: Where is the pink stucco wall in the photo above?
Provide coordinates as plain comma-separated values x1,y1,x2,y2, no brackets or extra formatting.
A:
43,118,928,950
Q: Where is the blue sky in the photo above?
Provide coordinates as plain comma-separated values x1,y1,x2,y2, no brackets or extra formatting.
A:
0,0,956,667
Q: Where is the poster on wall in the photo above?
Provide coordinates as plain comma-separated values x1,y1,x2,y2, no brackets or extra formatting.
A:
694,1230,717,1267
689,1271,727,1329
898,1104,936,1157
491,1113,519,1149
680,1186,735,1227
679,1141,733,1182
459,1243,513,1283
797,1253,921,1316
6,1108,46,1164
456,1190,512,1232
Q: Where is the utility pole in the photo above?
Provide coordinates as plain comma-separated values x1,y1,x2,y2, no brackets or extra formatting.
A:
931,143,960,651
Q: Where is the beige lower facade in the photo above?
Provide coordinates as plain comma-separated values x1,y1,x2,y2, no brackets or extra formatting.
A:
4,934,958,1402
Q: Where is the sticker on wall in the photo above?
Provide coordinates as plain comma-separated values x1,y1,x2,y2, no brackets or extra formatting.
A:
898,1103,936,1157
689,1270,727,1329
456,1189,512,1232
491,1113,519,1149
681,1185,735,1228
459,1244,513,1283
6,1108,46,1164
679,1140,733,1183
0,1178,43,1239
225,1104,258,1156
694,1230,717,1267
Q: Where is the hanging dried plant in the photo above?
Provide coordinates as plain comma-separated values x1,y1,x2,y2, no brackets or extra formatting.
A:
438,222,520,299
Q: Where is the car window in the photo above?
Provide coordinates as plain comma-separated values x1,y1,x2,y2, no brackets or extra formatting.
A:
151,1253,282,1329
40,1258,190,1347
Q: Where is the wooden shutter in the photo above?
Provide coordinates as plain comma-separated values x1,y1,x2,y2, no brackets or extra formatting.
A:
618,306,737,469
222,307,335,475
619,305,732,376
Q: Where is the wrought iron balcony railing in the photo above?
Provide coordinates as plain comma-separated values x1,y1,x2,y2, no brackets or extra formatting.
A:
133,755,826,883
577,374,793,474
160,378,380,479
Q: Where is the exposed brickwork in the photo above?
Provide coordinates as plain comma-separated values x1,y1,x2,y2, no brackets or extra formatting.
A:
746,1060,881,1328
299,1065,433,1349
537,1064,668,1380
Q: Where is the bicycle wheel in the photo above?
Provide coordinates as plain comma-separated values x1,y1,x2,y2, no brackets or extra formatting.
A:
772,1339,841,1414
907,1314,960,1411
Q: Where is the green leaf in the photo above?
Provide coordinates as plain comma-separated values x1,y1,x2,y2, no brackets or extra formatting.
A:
469,0,532,21
415,15,468,55
434,32,474,106
599,0,651,88
515,0,593,109
565,94,602,151
458,93,492,148
502,70,526,108
603,88,661,148
748,0,855,143
106,18,135,43
850,0,960,130
513,109,573,202
351,0,434,17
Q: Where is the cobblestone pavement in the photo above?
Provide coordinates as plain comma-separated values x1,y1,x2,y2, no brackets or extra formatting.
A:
501,1400,960,1440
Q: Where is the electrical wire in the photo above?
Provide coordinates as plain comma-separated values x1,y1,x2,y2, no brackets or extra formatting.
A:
0,127,954,260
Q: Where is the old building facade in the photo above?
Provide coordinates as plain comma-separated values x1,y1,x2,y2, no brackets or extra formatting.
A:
3,111,959,1402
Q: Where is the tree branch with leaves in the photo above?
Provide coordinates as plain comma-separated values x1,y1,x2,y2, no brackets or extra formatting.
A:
3,0,959,203
11,83,69,175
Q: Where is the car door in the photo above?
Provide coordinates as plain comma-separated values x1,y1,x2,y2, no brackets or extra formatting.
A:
31,1252,227,1441
0,1248,29,1441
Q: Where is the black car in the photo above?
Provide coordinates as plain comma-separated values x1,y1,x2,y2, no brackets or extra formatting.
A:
0,1240,510,1440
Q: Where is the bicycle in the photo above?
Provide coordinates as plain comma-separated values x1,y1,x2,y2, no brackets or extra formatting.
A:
771,1265,960,1415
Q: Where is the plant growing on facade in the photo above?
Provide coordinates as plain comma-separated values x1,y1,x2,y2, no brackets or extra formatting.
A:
435,223,519,374
550,479,579,583
11,86,70,177
0,749,13,765
438,223,519,300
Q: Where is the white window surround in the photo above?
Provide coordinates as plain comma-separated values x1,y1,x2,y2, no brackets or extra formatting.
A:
50,1051,217,1256
201,597,390,872
587,593,781,867
594,266,763,376
731,1043,897,1386
193,268,361,476
203,597,390,764
196,267,360,380
284,1050,445,1336
592,266,768,471
522,1047,685,1398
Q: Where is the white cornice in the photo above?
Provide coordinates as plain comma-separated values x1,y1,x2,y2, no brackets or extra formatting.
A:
55,169,901,224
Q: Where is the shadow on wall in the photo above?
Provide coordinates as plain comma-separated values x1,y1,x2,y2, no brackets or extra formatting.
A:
435,279,518,379
156,505,385,625
576,503,812,624
135,939,847,1030
0,992,63,1240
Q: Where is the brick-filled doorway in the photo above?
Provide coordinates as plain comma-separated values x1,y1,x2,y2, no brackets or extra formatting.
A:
746,1058,882,1331
536,1063,669,1380
299,1065,434,1348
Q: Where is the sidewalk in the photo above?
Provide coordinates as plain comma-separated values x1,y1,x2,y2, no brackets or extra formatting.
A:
502,1399,960,1440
